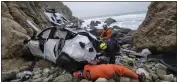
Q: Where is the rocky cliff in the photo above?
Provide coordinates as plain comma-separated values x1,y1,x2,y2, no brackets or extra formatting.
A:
1,1,73,71
133,2,176,54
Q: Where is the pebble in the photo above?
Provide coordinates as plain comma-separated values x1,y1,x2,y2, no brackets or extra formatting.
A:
80,79,92,82
53,74,72,82
42,72,49,77
155,69,167,79
19,66,31,72
108,79,116,82
33,70,42,75
33,68,41,72
22,61,33,66
33,74,42,79
163,74,174,81
95,78,108,82
33,78,42,82
43,78,51,82
10,79,21,82
16,71,24,79
120,77,130,82
155,63,167,70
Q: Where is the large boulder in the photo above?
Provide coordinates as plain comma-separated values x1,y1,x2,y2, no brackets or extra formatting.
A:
104,18,117,25
90,20,101,27
6,2,34,36
1,2,13,19
2,17,29,59
133,2,176,53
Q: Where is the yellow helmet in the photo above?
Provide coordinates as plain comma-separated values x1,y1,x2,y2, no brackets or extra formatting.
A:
99,42,107,50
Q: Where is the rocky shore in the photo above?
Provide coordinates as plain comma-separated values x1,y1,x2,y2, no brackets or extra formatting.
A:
1,1,177,82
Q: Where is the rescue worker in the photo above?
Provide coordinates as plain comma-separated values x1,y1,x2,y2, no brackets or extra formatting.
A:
73,64,145,81
98,34,120,64
100,24,112,40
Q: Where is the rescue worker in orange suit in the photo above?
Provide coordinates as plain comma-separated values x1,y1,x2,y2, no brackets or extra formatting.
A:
100,25,112,40
73,64,145,82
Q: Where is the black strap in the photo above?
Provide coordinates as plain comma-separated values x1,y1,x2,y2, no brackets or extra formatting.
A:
48,27,57,39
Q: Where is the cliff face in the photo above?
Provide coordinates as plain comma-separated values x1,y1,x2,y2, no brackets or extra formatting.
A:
1,1,73,71
133,2,176,54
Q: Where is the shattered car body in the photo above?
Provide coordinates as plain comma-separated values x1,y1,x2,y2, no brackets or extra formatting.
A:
27,26,99,71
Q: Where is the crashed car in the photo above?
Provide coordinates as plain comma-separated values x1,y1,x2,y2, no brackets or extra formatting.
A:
26,25,100,71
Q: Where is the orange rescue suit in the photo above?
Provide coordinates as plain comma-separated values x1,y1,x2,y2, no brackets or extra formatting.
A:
100,28,112,40
83,64,138,80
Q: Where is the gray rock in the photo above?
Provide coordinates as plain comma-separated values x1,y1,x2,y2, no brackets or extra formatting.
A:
10,79,21,82
33,74,42,79
72,77,80,82
16,71,24,79
43,78,51,82
104,17,117,25
53,74,72,82
2,70,18,81
51,72,59,79
33,68,41,72
42,68,50,77
43,68,50,73
155,69,167,79
108,79,116,82
155,63,167,70
42,72,49,77
161,81,170,82
33,78,42,82
120,77,130,82
22,61,33,66
163,74,174,81
95,78,108,82
80,79,92,82
33,70,42,75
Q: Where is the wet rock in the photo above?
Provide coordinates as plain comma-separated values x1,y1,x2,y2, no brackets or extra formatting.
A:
155,63,167,70
19,66,31,72
42,68,50,77
104,17,117,25
133,2,176,53
10,79,21,82
72,77,80,82
33,70,42,75
80,79,92,82
163,74,174,81
95,78,108,82
155,69,167,79
22,61,33,66
16,71,24,79
33,78,42,82
53,74,72,82
42,72,49,77
43,68,50,73
51,72,59,79
33,74,42,79
33,68,41,72
34,59,55,68
120,77,130,82
108,79,116,82
2,70,19,81
43,78,51,82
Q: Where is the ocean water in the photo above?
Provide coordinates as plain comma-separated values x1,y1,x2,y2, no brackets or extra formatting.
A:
81,13,147,30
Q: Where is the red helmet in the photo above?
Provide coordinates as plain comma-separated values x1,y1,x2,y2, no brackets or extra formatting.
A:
73,70,84,79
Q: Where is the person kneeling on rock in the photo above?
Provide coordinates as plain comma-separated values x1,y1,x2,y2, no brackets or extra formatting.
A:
73,64,146,82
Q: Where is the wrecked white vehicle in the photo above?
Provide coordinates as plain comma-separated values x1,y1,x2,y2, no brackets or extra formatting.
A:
26,26,99,71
